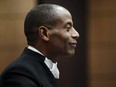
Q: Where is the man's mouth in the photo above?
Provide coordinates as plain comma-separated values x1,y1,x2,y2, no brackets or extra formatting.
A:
69,42,77,48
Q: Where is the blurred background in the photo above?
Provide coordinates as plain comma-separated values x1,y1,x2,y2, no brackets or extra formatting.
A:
0,0,116,87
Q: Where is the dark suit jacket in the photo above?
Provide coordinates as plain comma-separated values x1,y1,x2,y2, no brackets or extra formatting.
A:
1,48,57,87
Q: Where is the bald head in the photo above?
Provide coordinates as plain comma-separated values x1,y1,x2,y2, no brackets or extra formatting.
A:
24,4,70,45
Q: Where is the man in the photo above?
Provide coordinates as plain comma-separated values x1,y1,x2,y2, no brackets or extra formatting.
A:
1,4,79,87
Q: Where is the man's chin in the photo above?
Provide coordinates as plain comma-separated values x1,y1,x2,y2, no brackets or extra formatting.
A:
58,50,75,58
64,51,75,58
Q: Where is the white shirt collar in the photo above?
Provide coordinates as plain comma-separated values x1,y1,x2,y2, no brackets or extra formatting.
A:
44,58,59,79
28,46,43,56
27,46,60,79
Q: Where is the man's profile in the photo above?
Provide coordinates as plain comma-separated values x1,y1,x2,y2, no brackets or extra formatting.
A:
0,4,79,87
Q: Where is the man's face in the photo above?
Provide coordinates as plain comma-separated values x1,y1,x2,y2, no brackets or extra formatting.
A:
48,8,79,58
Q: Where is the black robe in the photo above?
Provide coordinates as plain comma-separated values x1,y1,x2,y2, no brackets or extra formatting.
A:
0,48,57,87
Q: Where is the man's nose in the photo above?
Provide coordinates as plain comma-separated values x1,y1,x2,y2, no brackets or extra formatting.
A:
71,27,80,39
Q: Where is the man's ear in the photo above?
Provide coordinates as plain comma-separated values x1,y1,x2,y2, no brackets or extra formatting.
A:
39,26,50,41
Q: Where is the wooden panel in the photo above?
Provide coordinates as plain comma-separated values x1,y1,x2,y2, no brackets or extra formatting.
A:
0,20,26,44
88,16,116,42
89,48,116,73
0,0,36,13
0,0,36,73
88,0,116,87
89,0,116,11
89,80,116,87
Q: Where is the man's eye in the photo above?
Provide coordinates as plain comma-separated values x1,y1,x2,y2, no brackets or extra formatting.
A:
66,27,71,31
64,23,72,31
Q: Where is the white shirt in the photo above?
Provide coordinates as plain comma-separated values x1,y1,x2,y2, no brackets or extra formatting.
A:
28,46,60,79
